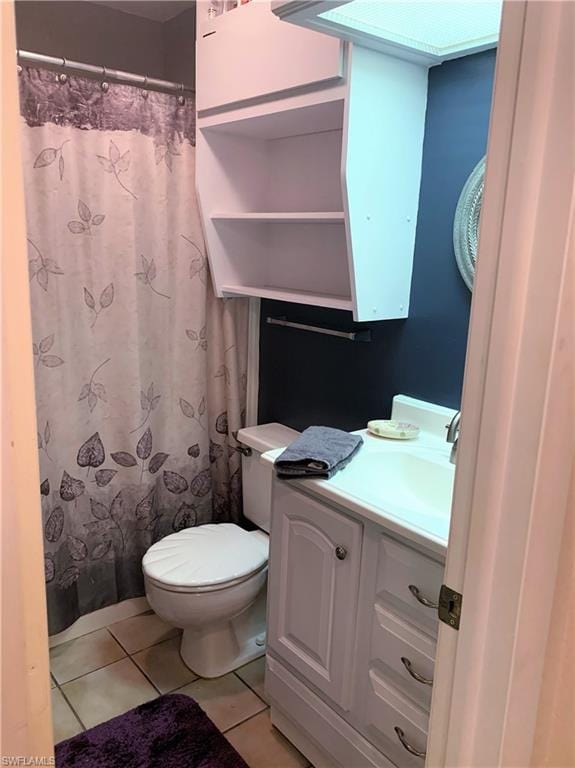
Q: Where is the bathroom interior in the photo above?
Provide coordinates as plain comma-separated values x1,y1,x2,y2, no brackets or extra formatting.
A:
9,0,564,766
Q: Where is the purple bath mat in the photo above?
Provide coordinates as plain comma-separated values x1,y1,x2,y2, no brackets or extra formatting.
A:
55,693,249,768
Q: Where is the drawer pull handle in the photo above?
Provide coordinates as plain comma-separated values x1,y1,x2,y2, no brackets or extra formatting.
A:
394,727,426,759
401,656,433,686
335,545,347,560
409,584,439,609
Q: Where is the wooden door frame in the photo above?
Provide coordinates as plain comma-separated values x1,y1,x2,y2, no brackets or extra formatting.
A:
1,0,54,759
428,1,575,765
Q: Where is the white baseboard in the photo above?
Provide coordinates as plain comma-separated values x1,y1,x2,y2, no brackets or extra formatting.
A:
49,596,150,647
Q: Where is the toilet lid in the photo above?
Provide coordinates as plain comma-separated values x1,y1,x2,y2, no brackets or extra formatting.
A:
142,523,268,589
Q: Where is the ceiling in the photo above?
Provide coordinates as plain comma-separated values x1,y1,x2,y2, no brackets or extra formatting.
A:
92,1,195,21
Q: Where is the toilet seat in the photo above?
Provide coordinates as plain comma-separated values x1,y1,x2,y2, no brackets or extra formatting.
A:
142,523,268,594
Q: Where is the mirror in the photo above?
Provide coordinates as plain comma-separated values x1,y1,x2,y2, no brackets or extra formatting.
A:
453,156,485,291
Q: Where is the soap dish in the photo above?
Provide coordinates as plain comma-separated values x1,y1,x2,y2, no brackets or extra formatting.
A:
367,420,420,440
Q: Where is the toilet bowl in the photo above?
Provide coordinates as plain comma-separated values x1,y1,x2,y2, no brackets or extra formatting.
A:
142,423,299,678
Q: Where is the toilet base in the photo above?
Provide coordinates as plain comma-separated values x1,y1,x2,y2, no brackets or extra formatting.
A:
179,588,266,678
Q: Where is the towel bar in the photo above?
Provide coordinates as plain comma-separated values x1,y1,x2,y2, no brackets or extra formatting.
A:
266,316,371,342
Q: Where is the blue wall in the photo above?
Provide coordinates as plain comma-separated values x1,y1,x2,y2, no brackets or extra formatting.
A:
258,50,496,432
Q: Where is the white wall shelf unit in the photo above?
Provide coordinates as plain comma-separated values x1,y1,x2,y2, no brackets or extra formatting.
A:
196,3,428,320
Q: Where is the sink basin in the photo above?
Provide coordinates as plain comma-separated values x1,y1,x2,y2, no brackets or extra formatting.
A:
330,451,455,519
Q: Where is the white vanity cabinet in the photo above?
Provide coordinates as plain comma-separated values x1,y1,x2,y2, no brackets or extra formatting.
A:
266,482,445,768
196,3,428,320
267,481,363,709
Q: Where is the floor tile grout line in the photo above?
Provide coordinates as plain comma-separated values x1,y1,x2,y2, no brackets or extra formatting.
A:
52,652,128,687
221,704,271,735
233,665,268,707
104,626,131,655
51,631,182,689
107,626,182,656
166,672,269,728
50,627,128,685
57,682,87,732
50,625,119,650
165,665,268,711
128,655,163,696
49,610,152,652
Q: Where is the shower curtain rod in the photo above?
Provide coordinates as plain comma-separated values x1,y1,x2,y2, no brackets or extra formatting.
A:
17,49,195,95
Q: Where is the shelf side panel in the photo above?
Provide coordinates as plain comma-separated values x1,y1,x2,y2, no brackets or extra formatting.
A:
344,47,428,321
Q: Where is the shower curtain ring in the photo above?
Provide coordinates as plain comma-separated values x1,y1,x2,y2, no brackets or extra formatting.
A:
58,57,68,84
178,83,185,106
101,65,109,93
16,49,22,75
142,75,149,99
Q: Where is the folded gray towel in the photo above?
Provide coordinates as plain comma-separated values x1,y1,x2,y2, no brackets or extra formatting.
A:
275,426,363,479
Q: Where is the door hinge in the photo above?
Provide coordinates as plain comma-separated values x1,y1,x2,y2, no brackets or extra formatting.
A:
438,584,462,630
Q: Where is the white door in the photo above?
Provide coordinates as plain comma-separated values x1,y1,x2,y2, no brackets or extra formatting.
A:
428,1,575,766
267,482,362,709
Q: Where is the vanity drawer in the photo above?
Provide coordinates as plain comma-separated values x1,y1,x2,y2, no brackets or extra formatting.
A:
376,534,444,636
371,605,436,710
366,670,428,767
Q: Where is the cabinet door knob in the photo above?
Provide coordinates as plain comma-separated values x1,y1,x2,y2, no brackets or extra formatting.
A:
335,545,347,560
394,727,426,759
401,656,433,686
408,584,439,609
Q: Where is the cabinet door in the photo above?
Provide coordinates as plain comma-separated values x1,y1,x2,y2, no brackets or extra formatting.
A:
268,483,362,709
196,1,344,113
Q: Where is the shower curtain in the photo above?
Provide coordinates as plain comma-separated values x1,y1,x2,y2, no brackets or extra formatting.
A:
18,68,249,635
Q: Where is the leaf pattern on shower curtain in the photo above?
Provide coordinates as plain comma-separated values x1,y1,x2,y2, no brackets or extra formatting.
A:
68,199,106,235
130,382,161,434
186,325,208,351
34,139,69,180
154,138,182,172
134,255,170,299
28,239,64,292
97,139,137,199
179,396,207,431
78,359,110,413
181,234,208,284
19,67,249,635
84,283,114,328
33,334,65,368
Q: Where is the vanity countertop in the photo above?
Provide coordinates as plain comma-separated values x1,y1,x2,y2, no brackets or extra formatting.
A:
260,396,457,558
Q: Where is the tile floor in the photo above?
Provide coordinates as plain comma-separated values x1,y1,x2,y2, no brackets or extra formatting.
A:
50,611,310,768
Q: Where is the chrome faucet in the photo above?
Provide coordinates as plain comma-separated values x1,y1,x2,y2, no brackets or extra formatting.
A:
446,411,461,465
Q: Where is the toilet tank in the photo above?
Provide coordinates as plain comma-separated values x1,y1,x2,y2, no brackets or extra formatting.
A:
237,423,299,533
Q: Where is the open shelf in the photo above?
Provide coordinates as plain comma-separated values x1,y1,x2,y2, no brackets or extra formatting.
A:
221,285,353,311
212,219,351,303
211,212,345,223
201,98,345,140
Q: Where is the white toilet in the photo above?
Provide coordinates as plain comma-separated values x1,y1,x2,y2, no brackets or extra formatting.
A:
142,423,298,678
